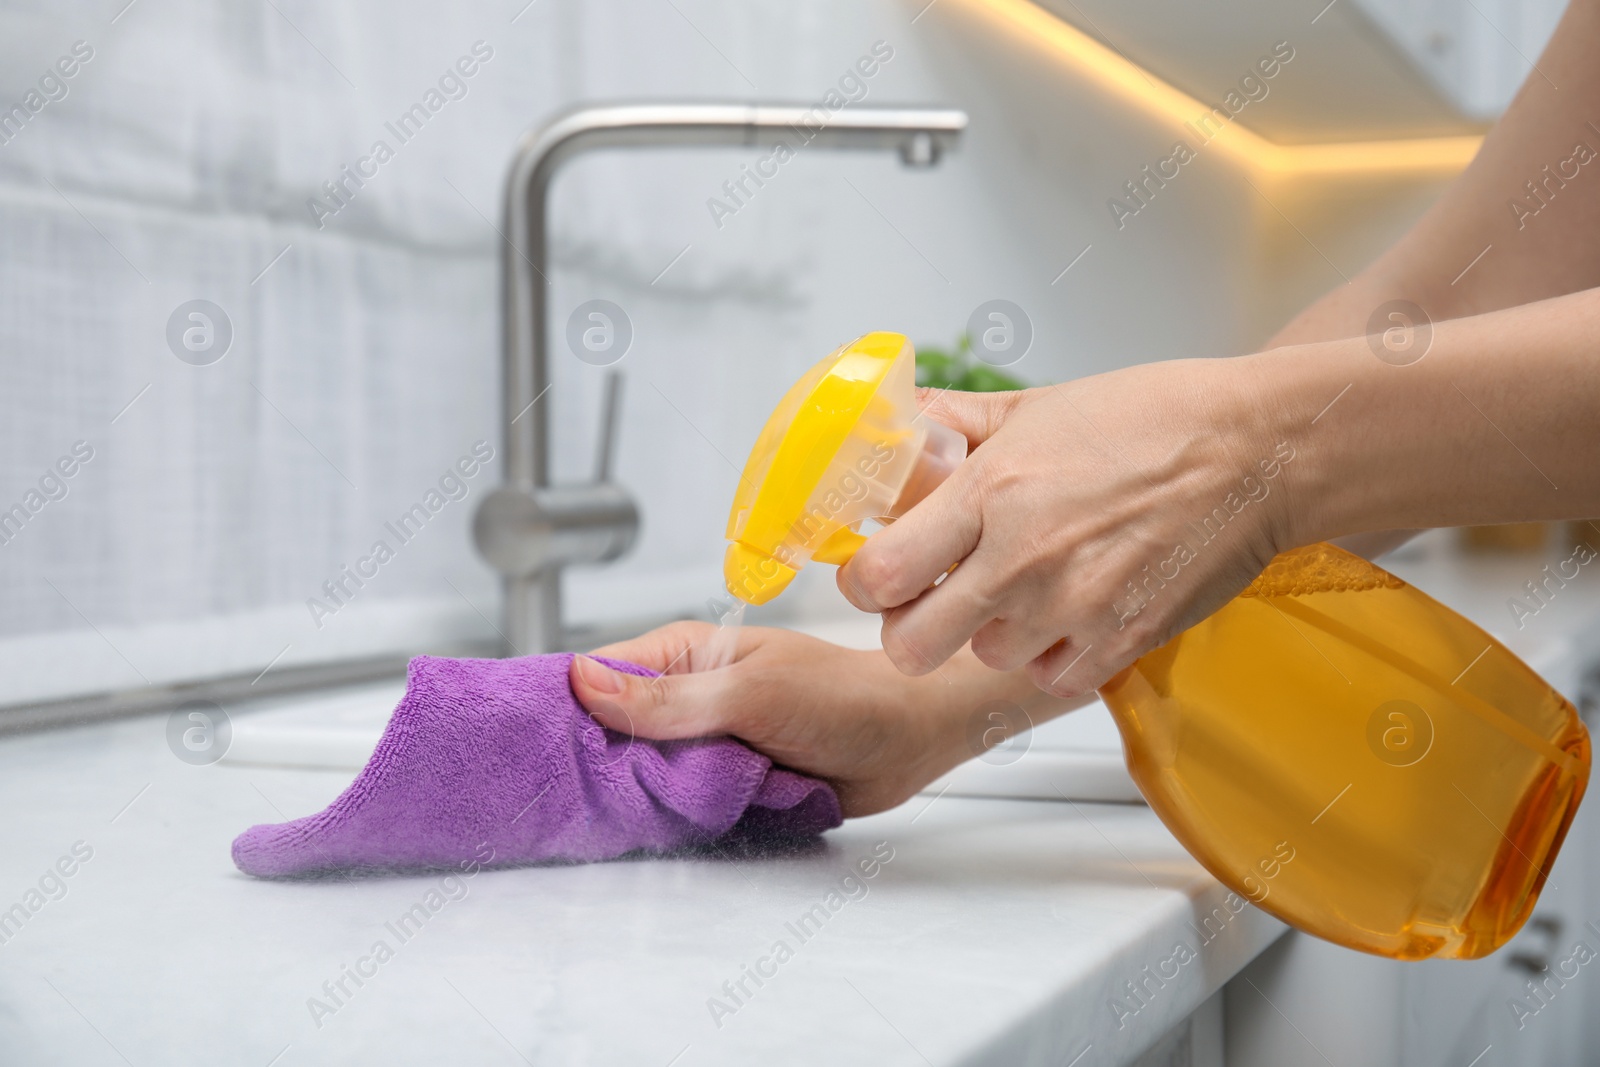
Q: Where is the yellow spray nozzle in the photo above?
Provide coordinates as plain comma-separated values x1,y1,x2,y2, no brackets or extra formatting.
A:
723,331,929,606
812,527,869,565
723,542,798,606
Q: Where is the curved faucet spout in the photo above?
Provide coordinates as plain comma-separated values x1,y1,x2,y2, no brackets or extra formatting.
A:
479,102,967,655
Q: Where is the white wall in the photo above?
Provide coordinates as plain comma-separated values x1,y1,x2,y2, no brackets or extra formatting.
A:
0,0,1477,705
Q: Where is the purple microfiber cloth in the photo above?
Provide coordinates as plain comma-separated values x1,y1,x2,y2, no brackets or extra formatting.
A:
232,654,841,877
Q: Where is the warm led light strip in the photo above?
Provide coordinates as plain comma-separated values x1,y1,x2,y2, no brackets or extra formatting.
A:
965,0,1484,176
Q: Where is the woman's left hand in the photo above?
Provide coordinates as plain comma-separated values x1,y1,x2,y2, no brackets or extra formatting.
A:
568,621,1078,816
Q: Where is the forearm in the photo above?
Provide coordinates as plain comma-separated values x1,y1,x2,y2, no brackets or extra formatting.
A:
1268,0,1600,351
1252,287,1600,545
1256,0,1600,551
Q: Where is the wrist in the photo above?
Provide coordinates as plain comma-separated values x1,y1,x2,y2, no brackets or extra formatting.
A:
908,647,1078,778
1233,340,1376,551
874,646,1018,785
1167,352,1324,559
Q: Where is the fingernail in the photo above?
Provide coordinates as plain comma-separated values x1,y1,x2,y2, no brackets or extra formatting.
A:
574,655,624,695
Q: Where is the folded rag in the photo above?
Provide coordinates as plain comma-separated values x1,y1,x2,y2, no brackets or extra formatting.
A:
232,654,841,877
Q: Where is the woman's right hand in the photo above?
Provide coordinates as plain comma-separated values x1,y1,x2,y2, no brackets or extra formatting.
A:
839,358,1296,699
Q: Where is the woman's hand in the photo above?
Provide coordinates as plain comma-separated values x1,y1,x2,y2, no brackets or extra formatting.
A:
568,621,1077,817
838,357,1296,698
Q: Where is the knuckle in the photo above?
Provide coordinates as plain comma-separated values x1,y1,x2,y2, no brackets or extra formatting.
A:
586,693,636,732
717,665,771,734
973,455,1031,501
848,547,908,608
985,546,1051,603
1024,631,1091,697
880,626,933,676
1028,653,1093,700
969,624,1022,672
1105,607,1166,666
668,619,715,642
626,675,665,714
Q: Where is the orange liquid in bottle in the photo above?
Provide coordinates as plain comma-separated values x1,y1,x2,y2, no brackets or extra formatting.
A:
1100,543,1590,960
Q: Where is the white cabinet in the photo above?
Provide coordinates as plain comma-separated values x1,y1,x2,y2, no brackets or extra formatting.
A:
1349,0,1568,119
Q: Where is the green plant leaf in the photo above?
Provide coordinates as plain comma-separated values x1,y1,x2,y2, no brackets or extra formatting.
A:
957,365,1026,392
917,334,1028,393
914,349,961,390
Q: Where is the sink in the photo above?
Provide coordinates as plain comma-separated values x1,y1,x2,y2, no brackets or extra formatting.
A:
801,615,1141,804
220,616,1142,804
222,681,401,771
923,698,1141,804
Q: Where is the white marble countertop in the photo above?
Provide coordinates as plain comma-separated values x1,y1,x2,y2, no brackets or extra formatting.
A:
0,710,1281,1066
3,534,1597,1066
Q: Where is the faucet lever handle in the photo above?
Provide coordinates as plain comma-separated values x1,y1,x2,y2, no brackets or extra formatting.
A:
594,370,624,483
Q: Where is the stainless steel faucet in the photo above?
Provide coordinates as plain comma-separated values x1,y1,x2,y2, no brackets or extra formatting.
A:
472,102,968,655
